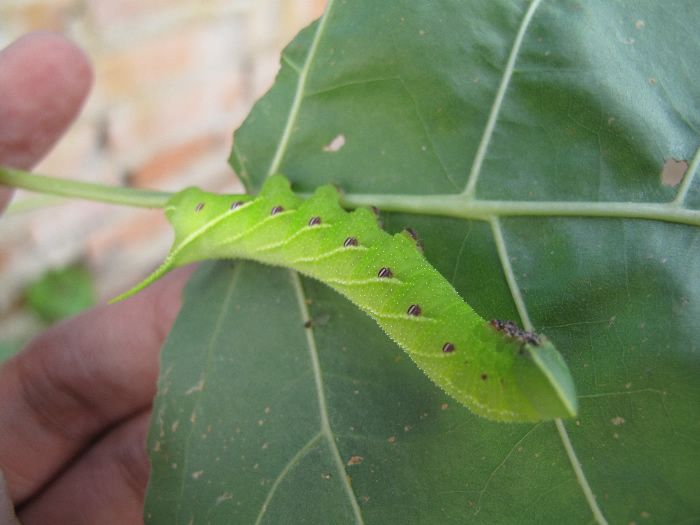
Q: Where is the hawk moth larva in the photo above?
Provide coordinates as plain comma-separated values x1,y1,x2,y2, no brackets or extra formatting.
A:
113,175,577,422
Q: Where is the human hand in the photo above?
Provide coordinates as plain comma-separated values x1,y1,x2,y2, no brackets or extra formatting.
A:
0,33,193,524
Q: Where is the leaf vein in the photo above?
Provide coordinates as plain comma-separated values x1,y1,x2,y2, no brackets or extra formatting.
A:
463,0,545,197
267,0,337,176
290,270,364,524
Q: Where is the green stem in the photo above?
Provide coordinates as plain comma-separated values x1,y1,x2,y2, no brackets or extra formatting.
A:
339,193,700,227
0,166,172,208
4,194,67,215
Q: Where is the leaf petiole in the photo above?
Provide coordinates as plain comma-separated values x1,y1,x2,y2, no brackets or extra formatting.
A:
0,166,172,209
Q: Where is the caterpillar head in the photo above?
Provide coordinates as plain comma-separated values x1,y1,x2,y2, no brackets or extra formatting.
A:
490,319,577,420
512,338,578,420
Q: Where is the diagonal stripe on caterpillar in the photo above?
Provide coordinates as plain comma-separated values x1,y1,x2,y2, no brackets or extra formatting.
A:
113,175,577,422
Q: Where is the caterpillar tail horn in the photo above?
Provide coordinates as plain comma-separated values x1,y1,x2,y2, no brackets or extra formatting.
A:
109,257,177,303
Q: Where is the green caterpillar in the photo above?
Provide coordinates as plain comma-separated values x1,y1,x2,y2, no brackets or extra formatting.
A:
115,175,577,423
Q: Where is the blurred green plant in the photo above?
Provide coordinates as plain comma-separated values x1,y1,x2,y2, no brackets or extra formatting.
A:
24,265,97,324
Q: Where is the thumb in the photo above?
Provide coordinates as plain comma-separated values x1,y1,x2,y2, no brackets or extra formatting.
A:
0,470,20,525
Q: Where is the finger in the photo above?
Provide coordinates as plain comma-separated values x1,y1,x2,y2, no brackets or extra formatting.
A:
0,32,93,211
17,411,151,525
0,265,195,504
0,32,93,169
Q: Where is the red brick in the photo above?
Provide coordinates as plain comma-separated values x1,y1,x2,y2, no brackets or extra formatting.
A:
86,207,168,256
129,134,225,188
105,70,243,161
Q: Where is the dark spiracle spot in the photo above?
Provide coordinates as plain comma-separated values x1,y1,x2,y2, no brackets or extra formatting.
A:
415,242,425,253
481,374,488,380
442,342,455,353
195,203,205,212
404,227,419,240
343,237,358,247
309,216,322,226
378,267,393,278
270,205,284,215
231,201,244,210
407,304,422,316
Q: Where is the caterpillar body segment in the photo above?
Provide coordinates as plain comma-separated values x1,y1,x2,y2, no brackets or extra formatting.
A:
114,175,577,422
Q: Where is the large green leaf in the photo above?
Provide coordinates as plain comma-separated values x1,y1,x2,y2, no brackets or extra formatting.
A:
144,0,700,523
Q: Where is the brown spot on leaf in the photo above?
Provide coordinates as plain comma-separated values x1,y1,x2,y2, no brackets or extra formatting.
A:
661,158,687,187
322,134,346,152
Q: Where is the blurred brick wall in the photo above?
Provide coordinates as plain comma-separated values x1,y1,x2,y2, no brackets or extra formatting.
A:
0,0,327,340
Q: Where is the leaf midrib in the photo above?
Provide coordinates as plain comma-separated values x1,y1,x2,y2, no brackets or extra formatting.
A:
291,270,364,523
335,144,700,225
253,270,363,524
337,193,700,227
